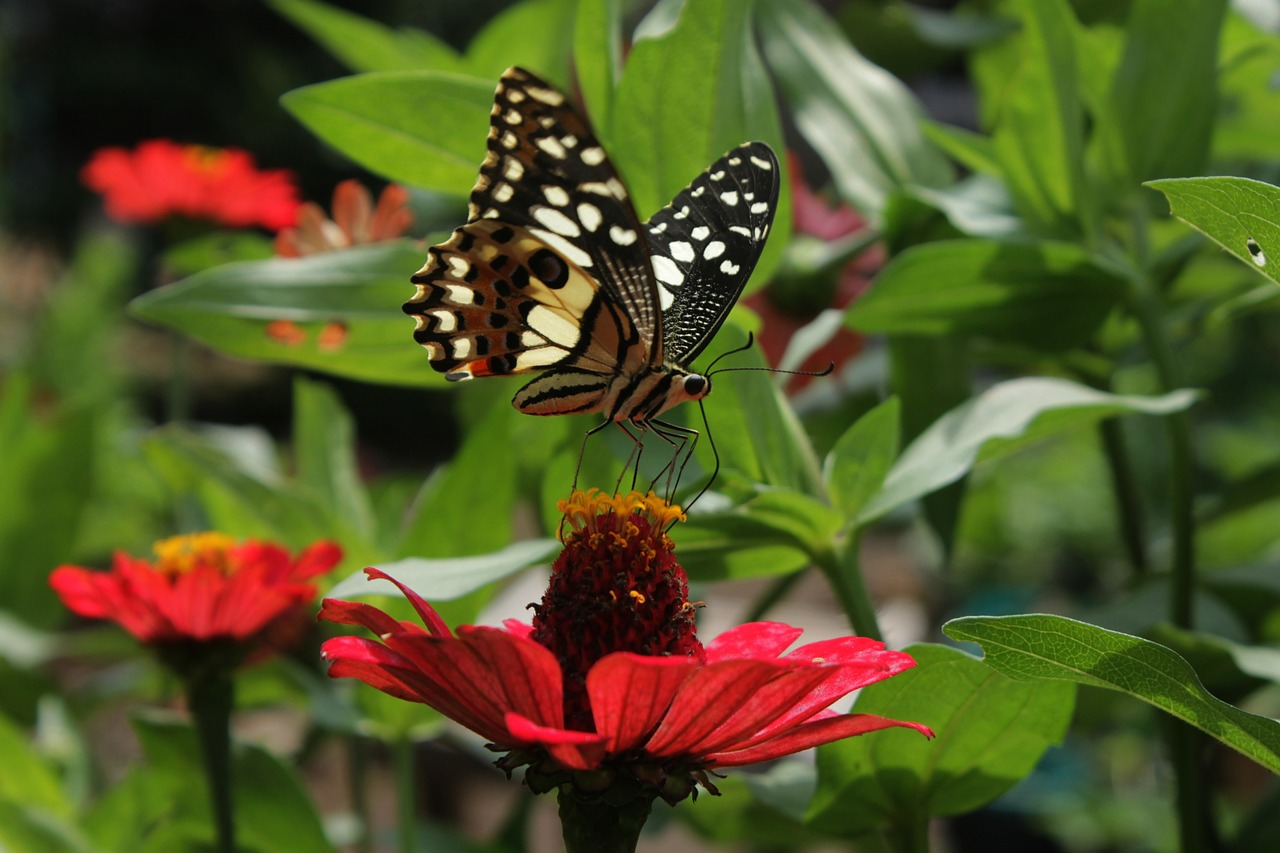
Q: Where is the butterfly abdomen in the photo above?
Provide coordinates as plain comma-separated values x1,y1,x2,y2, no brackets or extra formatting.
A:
512,363,709,423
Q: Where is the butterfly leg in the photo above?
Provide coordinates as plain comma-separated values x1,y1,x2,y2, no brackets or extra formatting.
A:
572,417,616,493
646,418,700,507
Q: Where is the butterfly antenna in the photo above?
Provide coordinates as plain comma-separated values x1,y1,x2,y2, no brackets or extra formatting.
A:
670,399,720,526
704,331,759,373
704,331,836,381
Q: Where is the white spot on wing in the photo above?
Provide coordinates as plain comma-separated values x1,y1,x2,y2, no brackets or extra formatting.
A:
501,131,519,150
720,191,739,206
526,85,565,106
652,255,684,287
730,226,751,237
525,305,580,348
710,170,726,181
580,147,606,166
429,310,458,332
536,136,567,159
530,227,592,268
493,183,515,203
610,225,637,246
691,186,706,197
576,203,601,232
719,259,740,275
451,337,472,358
691,226,710,241
750,202,770,214
503,109,522,125
533,205,581,237
447,256,470,277
750,155,773,170
503,158,524,181
444,284,474,305
670,241,695,262
703,241,725,260
543,185,571,207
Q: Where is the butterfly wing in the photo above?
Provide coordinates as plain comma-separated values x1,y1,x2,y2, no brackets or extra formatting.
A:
404,66,665,387
644,141,780,365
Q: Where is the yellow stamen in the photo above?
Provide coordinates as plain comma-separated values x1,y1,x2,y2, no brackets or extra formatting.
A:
629,590,647,605
556,488,686,539
152,532,237,575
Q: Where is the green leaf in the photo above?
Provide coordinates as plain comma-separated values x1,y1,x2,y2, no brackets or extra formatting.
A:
572,0,624,124
848,239,1124,350
281,71,493,193
129,242,436,387
328,538,559,602
143,426,339,548
1147,176,1280,287
269,0,464,73
857,378,1199,524
609,0,790,285
985,0,1089,232
1098,0,1227,185
464,0,575,86
397,388,519,558
0,802,94,853
757,0,951,219
824,397,900,522
0,714,70,818
943,614,1280,774
293,377,376,542
809,643,1074,835
676,514,812,581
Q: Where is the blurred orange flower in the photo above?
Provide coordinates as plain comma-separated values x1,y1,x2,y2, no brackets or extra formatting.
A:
81,139,301,232
275,179,413,257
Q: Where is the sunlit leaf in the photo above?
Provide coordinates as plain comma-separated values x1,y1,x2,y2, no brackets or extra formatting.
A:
269,0,464,73
1147,176,1280,287
944,614,1280,774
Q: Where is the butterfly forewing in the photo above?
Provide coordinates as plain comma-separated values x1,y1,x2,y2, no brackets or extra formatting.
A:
645,142,780,364
466,67,662,362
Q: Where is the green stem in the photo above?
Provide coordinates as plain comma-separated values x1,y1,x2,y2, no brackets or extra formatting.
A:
743,569,809,623
186,667,236,853
882,815,930,853
347,735,372,853
557,784,654,853
818,534,882,641
394,736,416,853
1097,414,1150,578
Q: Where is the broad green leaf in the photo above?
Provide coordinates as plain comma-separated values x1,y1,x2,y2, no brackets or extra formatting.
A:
824,396,900,522
907,176,1025,239
681,768,824,846
397,389,519,558
1147,176,1280,287
0,803,93,853
610,0,790,285
944,614,1280,774
676,514,812,581
848,239,1123,350
328,538,559,602
1099,0,1226,185
269,0,464,73
1215,12,1280,162
129,242,436,387
985,0,1089,233
758,0,951,219
922,121,1001,178
281,71,493,193
810,643,1073,835
464,0,575,87
572,0,624,125
857,378,1199,524
143,426,341,549
0,714,69,817
293,377,376,542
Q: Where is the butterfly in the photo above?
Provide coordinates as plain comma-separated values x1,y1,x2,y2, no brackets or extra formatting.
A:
404,66,779,488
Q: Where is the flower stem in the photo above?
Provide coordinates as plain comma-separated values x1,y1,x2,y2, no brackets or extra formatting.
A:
818,535,882,641
557,785,655,853
1097,411,1149,577
394,735,417,853
186,667,236,853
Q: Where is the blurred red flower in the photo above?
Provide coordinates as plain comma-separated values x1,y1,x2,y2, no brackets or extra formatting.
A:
320,491,928,803
275,179,414,257
51,532,341,649
81,139,302,232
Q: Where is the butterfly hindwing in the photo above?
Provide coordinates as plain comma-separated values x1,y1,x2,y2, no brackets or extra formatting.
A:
407,219,639,381
645,142,780,364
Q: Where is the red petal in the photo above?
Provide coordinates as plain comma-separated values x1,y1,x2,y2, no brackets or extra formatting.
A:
586,653,698,752
504,712,608,770
318,598,424,638
707,713,934,767
363,567,452,637
704,622,803,662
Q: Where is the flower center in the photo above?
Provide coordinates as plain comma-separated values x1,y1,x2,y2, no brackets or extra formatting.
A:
152,532,237,575
533,490,703,731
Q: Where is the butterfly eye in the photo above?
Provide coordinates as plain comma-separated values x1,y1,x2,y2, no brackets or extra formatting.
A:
529,248,569,288
683,374,709,397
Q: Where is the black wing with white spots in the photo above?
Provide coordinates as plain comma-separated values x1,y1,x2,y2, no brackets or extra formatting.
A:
644,142,780,365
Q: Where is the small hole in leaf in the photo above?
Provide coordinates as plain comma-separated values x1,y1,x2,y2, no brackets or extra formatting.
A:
1246,237,1267,267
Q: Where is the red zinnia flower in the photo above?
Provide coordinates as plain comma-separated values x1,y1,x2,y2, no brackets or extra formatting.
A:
320,491,929,806
275,179,414,257
51,532,342,651
81,139,302,232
